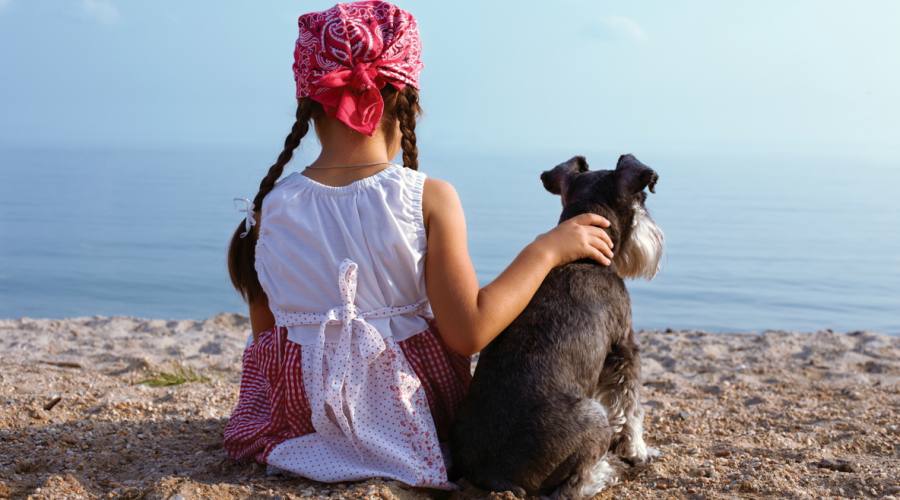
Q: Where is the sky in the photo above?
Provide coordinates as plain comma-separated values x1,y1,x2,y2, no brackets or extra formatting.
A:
1,0,899,159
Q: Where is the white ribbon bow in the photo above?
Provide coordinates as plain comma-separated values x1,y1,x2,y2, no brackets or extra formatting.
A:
233,197,256,238
272,258,428,455
307,259,390,448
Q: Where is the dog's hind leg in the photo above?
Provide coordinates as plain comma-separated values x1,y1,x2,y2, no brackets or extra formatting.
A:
599,330,659,465
469,396,615,497
546,399,617,500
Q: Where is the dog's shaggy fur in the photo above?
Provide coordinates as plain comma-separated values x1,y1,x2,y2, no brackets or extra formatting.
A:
450,154,664,499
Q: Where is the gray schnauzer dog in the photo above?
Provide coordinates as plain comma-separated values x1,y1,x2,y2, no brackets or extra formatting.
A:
450,154,664,499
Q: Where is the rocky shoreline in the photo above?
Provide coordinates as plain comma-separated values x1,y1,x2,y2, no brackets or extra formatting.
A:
1,314,897,499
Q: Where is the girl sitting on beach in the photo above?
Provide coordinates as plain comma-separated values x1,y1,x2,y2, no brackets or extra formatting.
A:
222,0,614,489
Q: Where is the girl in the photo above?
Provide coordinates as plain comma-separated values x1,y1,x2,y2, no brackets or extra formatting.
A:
223,0,614,489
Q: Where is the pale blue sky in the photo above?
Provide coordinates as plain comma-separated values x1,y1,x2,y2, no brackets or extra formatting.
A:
1,0,898,158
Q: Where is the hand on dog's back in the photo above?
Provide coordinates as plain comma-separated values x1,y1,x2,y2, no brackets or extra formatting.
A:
532,212,615,267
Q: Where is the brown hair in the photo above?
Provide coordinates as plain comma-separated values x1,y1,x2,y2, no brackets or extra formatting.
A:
227,85,422,303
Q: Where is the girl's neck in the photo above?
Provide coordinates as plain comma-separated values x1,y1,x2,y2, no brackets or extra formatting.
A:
303,116,400,187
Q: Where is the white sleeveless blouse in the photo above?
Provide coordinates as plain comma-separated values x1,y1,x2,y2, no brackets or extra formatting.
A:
255,164,432,345
251,164,451,488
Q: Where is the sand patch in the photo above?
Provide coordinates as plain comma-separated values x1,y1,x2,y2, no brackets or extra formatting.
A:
0,315,897,498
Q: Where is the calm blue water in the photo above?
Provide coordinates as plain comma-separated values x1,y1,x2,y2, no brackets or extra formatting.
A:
1,148,898,334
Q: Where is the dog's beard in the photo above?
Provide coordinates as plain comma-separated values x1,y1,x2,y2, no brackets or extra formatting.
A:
615,203,664,280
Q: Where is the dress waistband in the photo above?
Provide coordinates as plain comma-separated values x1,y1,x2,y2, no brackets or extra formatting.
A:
272,297,428,330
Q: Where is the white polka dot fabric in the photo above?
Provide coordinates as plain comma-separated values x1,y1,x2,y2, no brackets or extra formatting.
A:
265,259,450,488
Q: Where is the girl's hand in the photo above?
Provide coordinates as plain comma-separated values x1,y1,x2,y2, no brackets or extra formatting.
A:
531,213,614,267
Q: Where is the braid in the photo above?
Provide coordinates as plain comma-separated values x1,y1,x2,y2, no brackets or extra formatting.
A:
396,87,421,170
227,99,315,303
253,100,314,208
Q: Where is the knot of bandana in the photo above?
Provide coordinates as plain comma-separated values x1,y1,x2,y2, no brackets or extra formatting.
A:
348,62,378,94
293,1,423,136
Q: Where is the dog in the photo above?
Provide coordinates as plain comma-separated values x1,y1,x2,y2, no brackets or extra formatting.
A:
450,154,664,499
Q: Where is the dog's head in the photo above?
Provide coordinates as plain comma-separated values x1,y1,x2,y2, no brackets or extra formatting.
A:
540,154,664,280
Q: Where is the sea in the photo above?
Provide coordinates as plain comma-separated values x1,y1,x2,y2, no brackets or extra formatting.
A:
1,147,898,334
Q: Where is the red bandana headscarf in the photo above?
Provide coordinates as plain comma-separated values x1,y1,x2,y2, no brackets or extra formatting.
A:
293,1,424,136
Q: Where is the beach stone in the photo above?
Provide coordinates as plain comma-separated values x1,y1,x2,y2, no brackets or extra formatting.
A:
199,342,223,355
862,361,889,374
691,466,717,479
814,459,856,473
712,446,732,458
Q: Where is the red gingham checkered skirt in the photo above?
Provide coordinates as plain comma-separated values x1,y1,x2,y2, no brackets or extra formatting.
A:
223,322,472,463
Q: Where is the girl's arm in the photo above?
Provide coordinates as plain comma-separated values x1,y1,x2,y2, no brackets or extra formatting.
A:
249,294,275,342
423,178,614,356
247,211,275,341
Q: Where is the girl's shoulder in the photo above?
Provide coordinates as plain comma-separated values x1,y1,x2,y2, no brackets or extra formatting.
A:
423,176,457,204
422,176,463,231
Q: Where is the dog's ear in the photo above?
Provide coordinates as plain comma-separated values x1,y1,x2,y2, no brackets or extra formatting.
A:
541,156,589,195
615,154,658,195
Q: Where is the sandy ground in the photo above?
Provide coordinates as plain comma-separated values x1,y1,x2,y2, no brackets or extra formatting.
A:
0,313,897,499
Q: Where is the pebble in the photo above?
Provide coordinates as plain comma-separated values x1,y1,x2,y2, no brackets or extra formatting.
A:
814,459,857,473
43,395,63,411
